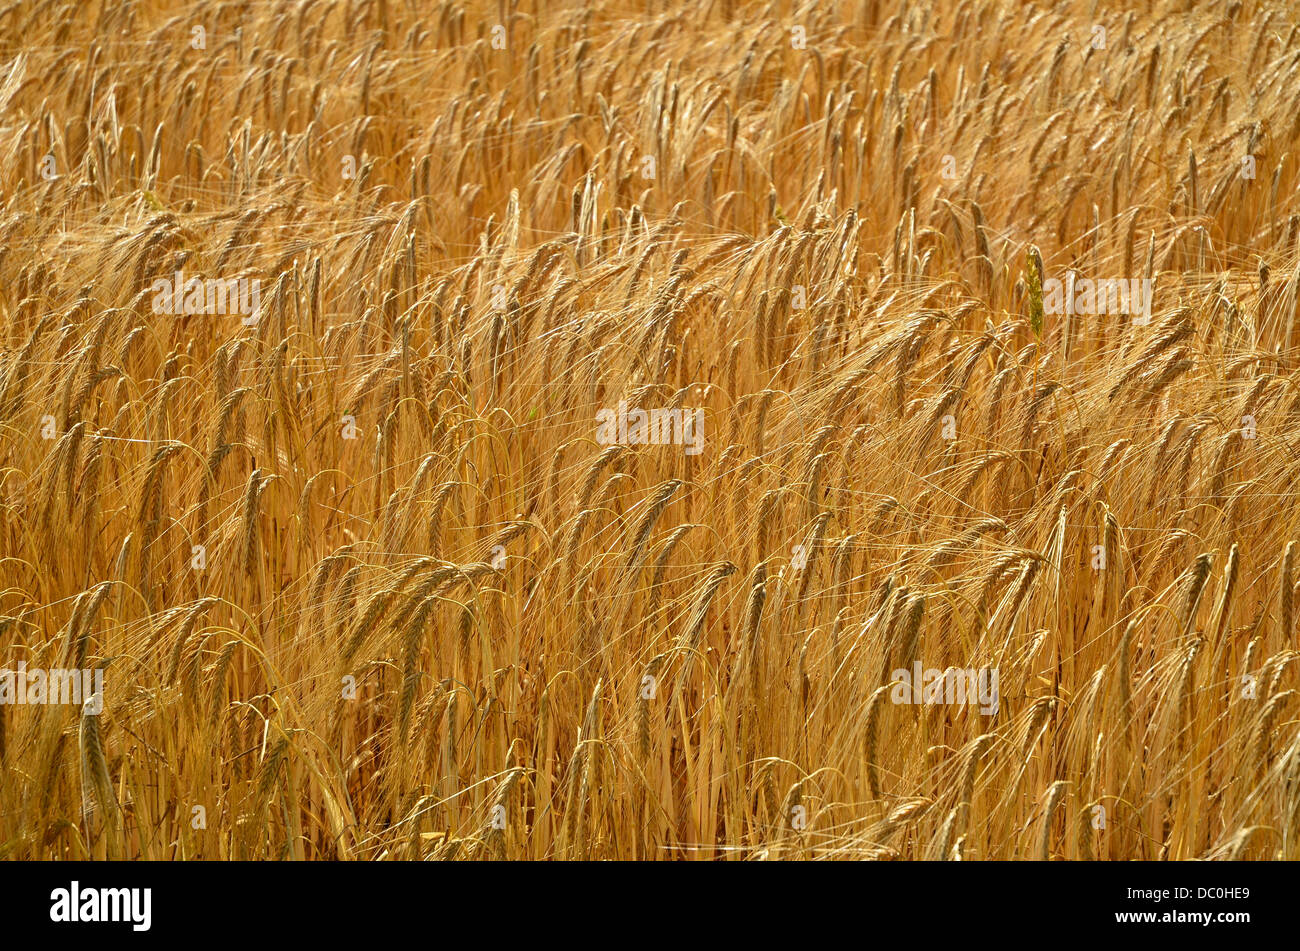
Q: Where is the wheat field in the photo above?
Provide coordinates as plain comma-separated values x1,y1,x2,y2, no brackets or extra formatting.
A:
1,0,1299,861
